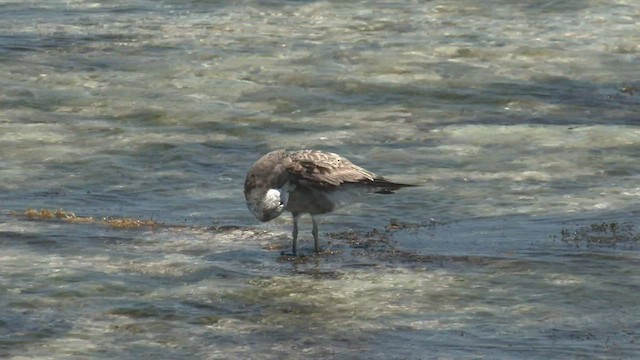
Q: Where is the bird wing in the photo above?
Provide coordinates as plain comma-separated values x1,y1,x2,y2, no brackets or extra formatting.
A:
284,150,378,189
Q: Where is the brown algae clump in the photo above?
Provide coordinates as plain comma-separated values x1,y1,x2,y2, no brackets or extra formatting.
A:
23,208,77,220
15,208,160,229
103,217,160,229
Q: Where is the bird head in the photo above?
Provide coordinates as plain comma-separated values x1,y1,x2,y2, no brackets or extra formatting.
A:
245,187,290,222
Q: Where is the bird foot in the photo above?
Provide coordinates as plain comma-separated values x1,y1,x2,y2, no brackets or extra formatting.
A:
279,250,308,258
277,252,317,263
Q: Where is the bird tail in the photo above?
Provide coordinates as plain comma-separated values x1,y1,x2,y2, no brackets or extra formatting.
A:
372,178,419,194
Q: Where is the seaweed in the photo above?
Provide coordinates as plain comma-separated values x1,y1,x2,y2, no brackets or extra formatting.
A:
559,222,639,249
11,208,161,229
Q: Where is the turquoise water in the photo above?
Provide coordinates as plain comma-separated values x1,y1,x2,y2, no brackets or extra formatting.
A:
1,1,639,358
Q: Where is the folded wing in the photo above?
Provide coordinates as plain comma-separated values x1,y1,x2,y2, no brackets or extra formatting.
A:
284,150,415,193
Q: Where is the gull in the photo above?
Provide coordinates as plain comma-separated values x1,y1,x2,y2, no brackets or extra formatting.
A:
244,149,416,255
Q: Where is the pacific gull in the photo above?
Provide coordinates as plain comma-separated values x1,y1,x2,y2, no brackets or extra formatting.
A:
244,149,416,256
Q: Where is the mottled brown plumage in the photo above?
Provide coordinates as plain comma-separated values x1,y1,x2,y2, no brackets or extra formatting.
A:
244,149,416,255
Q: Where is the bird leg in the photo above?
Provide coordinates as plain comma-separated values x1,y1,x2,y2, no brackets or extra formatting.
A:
291,213,300,256
311,215,320,253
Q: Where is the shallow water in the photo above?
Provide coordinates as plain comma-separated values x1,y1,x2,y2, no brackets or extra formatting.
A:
1,0,639,359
